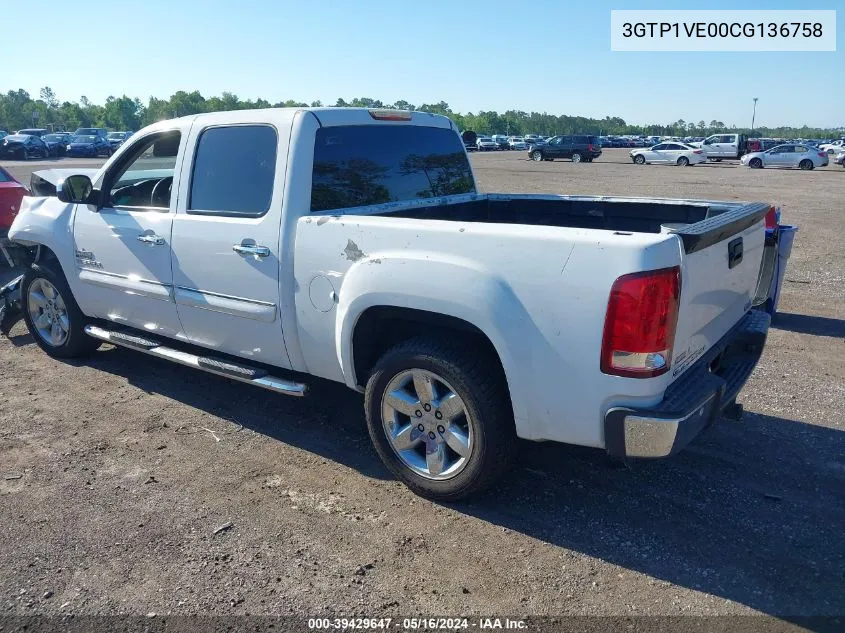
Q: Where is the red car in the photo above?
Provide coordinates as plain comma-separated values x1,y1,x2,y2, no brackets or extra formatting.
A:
0,166,27,234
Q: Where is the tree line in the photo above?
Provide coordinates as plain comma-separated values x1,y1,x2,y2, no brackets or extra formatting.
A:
1,87,842,140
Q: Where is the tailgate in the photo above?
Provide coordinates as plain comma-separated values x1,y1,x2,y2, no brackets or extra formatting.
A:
669,203,769,379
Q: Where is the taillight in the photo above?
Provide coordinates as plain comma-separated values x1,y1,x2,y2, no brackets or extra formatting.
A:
764,205,779,230
368,109,412,121
693,150,703,154
818,152,827,158
586,144,594,151
601,267,681,378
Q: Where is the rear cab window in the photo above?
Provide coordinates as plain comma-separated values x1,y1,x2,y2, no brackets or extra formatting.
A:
311,125,475,212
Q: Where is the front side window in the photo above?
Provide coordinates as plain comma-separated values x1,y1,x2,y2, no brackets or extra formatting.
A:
108,131,181,210
189,125,277,217
311,125,474,212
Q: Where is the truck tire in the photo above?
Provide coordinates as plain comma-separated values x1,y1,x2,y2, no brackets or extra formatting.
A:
364,336,516,501
21,261,101,358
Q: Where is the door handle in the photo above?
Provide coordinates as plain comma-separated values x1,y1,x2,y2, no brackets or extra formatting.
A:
232,244,270,258
137,234,166,246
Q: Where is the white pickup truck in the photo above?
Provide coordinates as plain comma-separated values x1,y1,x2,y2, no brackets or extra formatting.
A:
5,107,773,500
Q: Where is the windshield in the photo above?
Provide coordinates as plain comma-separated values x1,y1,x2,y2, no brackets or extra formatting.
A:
73,135,97,143
108,133,123,139
4,135,27,142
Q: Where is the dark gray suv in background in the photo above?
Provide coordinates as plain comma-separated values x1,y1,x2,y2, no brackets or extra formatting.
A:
528,134,602,162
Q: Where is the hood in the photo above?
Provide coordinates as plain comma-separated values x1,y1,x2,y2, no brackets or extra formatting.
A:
2,140,24,147
30,168,100,196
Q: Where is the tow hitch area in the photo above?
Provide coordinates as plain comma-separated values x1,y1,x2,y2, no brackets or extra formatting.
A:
0,274,23,336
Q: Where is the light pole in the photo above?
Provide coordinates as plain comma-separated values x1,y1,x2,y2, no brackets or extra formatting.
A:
751,97,758,132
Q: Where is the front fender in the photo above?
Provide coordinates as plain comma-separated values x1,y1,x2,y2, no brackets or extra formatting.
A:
8,196,79,289
335,252,539,428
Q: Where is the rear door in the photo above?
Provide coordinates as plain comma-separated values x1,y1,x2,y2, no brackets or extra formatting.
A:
170,111,293,368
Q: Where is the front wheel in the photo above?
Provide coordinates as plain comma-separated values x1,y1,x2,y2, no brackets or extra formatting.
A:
677,156,690,167
749,158,763,169
530,150,543,162
571,152,582,163
633,154,646,165
21,262,101,358
798,159,814,170
364,337,516,501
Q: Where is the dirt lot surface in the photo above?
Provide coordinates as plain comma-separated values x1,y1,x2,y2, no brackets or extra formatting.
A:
1,151,843,626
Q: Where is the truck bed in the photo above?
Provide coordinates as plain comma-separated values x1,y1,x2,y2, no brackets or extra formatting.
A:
375,193,768,253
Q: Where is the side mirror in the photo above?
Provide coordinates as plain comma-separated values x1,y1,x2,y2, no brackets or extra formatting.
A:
57,174,96,205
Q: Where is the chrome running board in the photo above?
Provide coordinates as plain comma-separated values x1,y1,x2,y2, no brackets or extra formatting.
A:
84,324,308,397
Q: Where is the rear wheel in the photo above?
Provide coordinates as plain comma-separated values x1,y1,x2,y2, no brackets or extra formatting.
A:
21,262,101,359
677,156,690,167
633,154,646,165
571,152,582,163
364,337,516,501
798,159,814,170
530,150,543,162
749,158,763,169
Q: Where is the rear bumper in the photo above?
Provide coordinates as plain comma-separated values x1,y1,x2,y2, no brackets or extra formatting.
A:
604,309,770,459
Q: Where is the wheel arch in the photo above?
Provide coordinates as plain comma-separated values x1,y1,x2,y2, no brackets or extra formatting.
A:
335,272,526,426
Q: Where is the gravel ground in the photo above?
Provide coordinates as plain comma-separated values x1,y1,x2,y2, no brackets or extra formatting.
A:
0,151,843,627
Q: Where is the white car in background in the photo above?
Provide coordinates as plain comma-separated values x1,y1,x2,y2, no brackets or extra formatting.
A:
476,136,499,151
630,142,706,166
507,137,528,150
740,144,829,170
819,139,845,154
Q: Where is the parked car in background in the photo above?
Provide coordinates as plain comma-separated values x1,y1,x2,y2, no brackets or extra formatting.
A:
0,166,27,235
461,131,478,152
0,131,8,140
819,139,845,154
508,137,528,150
491,135,510,150
16,128,49,138
631,142,706,166
66,134,113,158
0,134,50,160
529,135,601,162
740,144,829,170
476,136,498,151
42,132,74,157
107,131,133,150
833,150,845,167
690,133,749,160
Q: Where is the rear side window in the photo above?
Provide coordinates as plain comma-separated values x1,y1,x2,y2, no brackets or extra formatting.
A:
189,125,277,217
311,125,475,212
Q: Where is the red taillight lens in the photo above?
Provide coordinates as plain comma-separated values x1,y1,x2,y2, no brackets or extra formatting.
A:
368,109,412,121
818,152,827,158
764,206,778,229
586,144,594,151
693,150,703,154
601,266,681,378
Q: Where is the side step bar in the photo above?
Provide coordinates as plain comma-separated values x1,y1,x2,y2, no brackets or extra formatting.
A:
84,325,308,397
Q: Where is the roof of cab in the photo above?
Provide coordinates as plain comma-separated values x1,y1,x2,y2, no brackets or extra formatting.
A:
179,107,455,129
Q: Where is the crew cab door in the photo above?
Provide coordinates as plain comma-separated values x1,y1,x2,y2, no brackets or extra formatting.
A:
71,127,188,337
170,113,293,368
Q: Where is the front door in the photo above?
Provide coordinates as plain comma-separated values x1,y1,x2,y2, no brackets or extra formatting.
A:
72,127,188,337
170,116,292,368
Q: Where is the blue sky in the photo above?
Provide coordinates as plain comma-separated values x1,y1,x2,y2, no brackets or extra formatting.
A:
3,0,842,127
